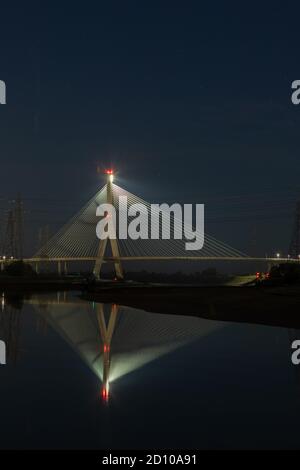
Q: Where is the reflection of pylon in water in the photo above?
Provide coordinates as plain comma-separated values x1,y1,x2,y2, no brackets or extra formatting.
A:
0,298,22,364
2,194,24,259
36,314,48,335
96,303,119,403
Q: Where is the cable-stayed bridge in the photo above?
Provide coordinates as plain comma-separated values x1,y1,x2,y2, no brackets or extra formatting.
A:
2,172,297,278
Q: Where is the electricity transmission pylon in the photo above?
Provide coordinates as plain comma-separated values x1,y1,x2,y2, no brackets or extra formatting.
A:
289,201,300,259
93,170,124,279
2,195,24,259
38,225,50,272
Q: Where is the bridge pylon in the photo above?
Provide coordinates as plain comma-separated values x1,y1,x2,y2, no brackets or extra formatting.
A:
93,171,124,280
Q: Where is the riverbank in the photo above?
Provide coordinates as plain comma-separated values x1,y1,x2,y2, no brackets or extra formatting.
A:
81,284,300,330
2,275,300,330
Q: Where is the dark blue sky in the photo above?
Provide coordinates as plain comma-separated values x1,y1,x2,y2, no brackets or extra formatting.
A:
0,2,300,257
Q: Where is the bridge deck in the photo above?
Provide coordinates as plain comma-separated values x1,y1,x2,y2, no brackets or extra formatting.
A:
1,256,298,263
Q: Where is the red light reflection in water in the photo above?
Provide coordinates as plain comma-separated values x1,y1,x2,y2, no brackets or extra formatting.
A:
101,385,109,403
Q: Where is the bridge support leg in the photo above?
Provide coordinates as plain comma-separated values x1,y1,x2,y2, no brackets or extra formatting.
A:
93,177,124,280
64,261,68,275
93,238,124,280
93,238,108,279
57,261,62,276
110,238,124,280
35,262,39,274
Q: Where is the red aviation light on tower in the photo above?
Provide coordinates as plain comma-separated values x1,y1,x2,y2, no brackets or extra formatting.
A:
104,169,114,182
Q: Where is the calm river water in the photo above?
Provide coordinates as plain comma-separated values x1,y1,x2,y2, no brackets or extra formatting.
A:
0,291,299,449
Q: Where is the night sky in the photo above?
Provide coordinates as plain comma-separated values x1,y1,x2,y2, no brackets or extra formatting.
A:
0,2,300,259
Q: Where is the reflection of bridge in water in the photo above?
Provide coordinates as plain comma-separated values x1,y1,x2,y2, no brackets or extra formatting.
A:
26,293,223,402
